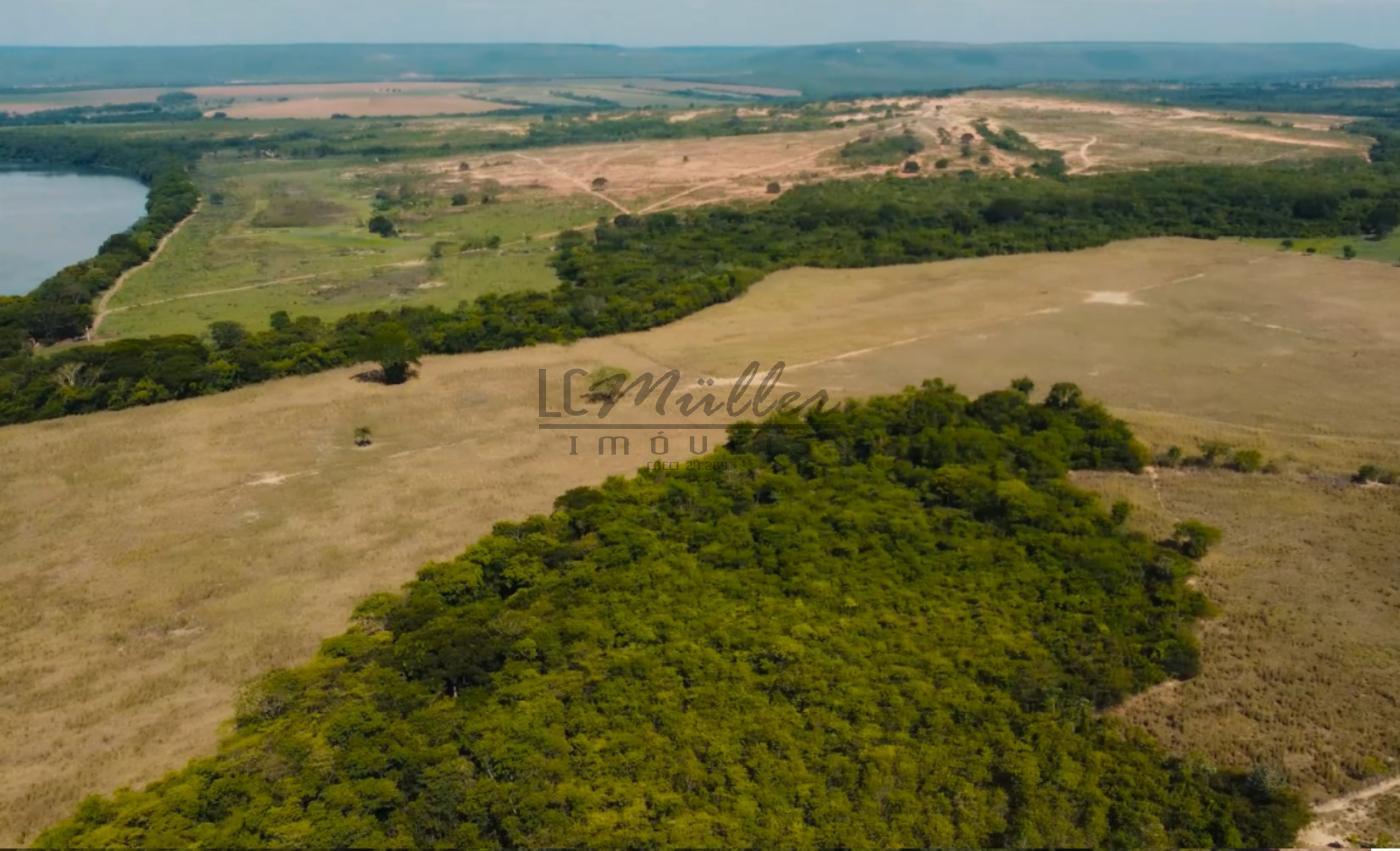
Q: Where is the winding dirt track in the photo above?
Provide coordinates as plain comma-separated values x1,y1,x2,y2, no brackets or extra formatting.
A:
1298,776,1400,847
87,202,202,340
1071,136,1099,174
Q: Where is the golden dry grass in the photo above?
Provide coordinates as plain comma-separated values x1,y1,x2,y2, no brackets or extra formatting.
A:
211,95,513,120
192,82,475,99
1083,468,1400,847
3,238,1399,843
0,87,171,115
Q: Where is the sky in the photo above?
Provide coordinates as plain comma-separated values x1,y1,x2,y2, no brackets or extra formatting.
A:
5,0,1400,49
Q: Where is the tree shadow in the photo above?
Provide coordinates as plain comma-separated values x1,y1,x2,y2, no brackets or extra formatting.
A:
351,368,388,384
351,366,419,385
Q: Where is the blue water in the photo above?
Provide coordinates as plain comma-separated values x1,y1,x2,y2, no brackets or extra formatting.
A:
0,167,149,296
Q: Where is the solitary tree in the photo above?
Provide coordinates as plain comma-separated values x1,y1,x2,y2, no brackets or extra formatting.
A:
591,177,609,191
902,160,921,174
360,323,421,385
766,181,782,194
1343,244,1358,260
368,214,397,238
451,193,469,207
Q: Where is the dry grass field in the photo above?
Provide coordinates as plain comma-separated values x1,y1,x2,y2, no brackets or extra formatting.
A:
0,78,799,119
196,82,518,118
0,87,176,115
212,95,511,119
3,238,1399,843
1085,469,1400,847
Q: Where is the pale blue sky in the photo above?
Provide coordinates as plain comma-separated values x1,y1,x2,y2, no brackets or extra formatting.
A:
5,0,1400,48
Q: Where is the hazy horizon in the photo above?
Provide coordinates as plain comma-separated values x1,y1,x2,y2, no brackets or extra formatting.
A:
5,0,1400,50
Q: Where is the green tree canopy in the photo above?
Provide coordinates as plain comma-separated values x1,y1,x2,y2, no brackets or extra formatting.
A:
39,382,1306,848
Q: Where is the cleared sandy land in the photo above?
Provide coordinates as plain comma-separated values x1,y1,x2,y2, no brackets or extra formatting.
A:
936,91,1370,173
406,92,1370,215
3,239,1399,843
420,124,891,213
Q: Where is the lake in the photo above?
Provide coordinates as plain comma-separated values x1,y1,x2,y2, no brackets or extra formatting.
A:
0,167,150,296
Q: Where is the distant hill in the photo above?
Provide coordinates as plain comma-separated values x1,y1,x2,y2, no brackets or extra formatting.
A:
3,42,1400,97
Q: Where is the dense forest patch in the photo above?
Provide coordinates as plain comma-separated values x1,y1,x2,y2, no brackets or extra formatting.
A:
38,381,1307,847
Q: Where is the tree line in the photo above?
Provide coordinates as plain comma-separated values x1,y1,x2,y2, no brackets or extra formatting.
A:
0,92,203,127
2,153,1399,426
38,381,1308,847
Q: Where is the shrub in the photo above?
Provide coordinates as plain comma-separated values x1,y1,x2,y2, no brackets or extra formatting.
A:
1228,449,1264,473
1197,441,1233,467
1170,520,1224,560
368,214,396,238
1354,464,1396,485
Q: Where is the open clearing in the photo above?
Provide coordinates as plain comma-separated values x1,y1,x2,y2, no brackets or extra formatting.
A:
3,238,1399,843
98,159,613,338
98,89,1370,339
937,90,1370,172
